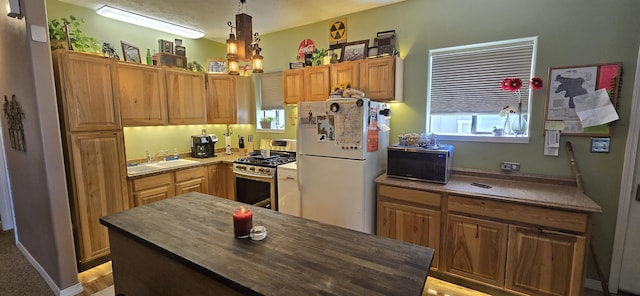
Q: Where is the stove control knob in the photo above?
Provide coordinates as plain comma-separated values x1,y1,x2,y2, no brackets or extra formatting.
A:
250,167,255,171
264,169,271,174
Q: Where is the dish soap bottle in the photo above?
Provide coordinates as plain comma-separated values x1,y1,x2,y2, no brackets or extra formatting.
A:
172,148,179,160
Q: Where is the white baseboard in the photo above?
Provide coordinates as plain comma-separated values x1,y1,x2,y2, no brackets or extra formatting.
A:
15,241,84,296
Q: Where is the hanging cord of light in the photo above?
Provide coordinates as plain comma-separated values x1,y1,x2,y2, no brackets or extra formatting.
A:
238,0,248,14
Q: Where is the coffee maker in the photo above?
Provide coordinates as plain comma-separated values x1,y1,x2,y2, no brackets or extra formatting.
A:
191,134,218,158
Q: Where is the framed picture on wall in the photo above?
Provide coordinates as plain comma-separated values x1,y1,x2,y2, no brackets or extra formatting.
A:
340,40,369,62
120,41,141,63
207,59,227,74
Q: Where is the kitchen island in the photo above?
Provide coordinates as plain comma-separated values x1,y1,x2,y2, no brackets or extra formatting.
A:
100,192,434,296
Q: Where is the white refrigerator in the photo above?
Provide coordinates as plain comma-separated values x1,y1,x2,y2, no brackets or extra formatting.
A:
297,98,390,234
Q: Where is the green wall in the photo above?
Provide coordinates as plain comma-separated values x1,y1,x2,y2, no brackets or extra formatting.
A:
47,0,640,282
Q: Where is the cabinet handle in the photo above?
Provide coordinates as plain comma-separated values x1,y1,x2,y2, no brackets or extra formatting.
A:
285,176,295,180
475,224,479,239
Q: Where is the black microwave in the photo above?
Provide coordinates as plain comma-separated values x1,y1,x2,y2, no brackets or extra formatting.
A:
386,144,454,184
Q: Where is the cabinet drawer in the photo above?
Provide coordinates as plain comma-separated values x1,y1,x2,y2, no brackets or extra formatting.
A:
132,173,174,191
447,195,588,233
175,166,205,182
378,185,441,208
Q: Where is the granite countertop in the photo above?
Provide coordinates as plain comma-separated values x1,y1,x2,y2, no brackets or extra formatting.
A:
126,152,241,179
100,192,434,296
376,173,602,213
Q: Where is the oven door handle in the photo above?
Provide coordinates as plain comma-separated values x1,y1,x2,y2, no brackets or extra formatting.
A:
234,170,272,180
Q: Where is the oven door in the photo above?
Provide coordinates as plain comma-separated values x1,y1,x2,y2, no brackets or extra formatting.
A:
234,170,276,209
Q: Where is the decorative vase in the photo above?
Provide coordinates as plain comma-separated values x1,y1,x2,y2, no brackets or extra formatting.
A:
503,113,513,135
511,101,527,136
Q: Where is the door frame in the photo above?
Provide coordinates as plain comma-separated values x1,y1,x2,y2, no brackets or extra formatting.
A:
609,44,640,293
0,128,15,231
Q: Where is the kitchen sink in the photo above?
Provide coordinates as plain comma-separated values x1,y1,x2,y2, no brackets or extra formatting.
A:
127,159,200,176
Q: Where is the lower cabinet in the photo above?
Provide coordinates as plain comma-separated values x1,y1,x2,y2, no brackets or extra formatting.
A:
131,173,175,206
129,166,207,207
505,225,586,296
444,214,507,287
206,163,235,200
376,183,591,296
377,185,441,269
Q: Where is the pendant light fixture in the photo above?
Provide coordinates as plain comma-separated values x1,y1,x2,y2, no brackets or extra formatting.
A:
226,0,263,74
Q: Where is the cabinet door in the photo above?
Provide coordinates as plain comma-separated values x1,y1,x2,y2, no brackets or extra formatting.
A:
283,69,304,104
378,201,440,269
57,52,121,131
330,60,361,90
505,225,586,296
69,131,128,263
165,69,207,124
207,75,237,124
305,65,330,101
444,214,508,287
131,173,174,206
225,163,236,200
362,56,398,101
117,63,168,126
175,167,207,195
207,164,228,199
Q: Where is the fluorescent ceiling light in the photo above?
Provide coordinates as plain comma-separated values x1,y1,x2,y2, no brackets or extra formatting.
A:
96,5,205,39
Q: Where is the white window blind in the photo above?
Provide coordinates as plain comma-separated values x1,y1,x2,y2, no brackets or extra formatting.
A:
428,37,537,114
259,72,284,110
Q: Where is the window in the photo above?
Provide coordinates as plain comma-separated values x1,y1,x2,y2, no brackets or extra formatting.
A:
427,37,537,142
256,72,285,132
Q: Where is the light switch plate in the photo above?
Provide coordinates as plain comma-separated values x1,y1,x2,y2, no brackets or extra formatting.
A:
591,137,611,153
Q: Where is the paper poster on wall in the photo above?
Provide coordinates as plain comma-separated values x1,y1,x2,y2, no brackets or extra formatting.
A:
544,63,622,136
299,103,326,127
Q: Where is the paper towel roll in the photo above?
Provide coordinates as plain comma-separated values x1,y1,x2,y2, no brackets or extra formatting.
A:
225,135,232,155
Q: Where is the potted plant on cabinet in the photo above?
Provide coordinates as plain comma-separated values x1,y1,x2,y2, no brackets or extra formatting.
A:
259,117,274,129
48,15,101,53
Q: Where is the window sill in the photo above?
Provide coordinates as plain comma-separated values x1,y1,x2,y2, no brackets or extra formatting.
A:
257,128,285,134
435,133,529,144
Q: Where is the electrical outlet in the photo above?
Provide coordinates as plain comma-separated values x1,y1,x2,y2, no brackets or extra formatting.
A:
501,162,520,171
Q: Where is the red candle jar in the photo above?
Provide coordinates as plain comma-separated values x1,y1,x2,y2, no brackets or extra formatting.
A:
232,206,253,238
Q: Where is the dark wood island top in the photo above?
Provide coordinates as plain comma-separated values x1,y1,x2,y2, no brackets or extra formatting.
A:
100,192,434,296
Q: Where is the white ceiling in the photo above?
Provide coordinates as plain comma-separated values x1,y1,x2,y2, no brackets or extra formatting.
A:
58,0,405,42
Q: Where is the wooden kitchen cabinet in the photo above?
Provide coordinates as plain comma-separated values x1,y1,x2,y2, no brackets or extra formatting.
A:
375,173,600,296
444,214,507,287
377,185,441,269
129,173,175,206
67,131,128,265
304,65,331,101
283,68,304,104
225,163,236,200
282,65,331,104
54,50,121,131
361,56,403,101
175,166,208,195
117,62,168,126
505,225,586,296
330,60,361,90
206,75,253,124
207,163,229,199
165,69,207,124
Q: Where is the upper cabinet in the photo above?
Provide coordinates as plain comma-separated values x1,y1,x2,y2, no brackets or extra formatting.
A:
165,69,207,125
283,68,305,104
330,60,361,91
206,75,253,124
361,56,403,102
282,56,403,104
304,65,331,101
117,63,168,126
54,50,121,132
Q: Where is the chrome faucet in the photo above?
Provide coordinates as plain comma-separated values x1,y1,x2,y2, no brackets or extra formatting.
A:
146,150,169,163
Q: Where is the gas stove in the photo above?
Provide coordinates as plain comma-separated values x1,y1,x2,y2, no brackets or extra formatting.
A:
234,151,296,168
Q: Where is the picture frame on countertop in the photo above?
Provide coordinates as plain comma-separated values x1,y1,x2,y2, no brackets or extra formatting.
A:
159,39,173,53
207,59,227,74
120,41,141,63
340,40,369,62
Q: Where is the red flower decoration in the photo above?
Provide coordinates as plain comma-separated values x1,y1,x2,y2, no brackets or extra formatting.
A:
501,78,512,91
530,77,543,90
